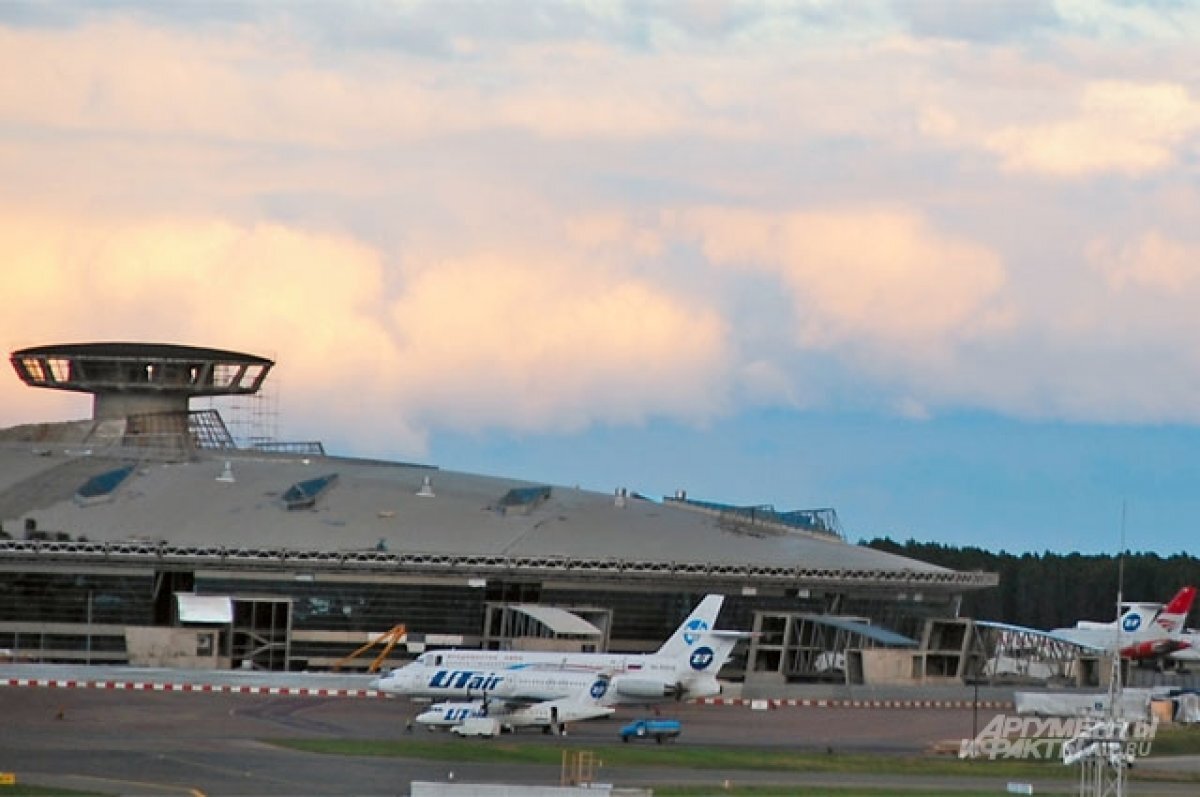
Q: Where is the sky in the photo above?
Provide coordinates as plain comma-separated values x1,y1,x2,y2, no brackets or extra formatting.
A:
1,1,1199,556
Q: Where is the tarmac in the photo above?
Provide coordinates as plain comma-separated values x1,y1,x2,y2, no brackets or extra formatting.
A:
1,664,1197,796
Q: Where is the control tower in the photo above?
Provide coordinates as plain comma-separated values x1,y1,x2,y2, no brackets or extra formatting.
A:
10,342,273,448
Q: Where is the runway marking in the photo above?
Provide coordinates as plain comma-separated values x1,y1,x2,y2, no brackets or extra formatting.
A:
25,772,206,797
0,677,1012,709
697,696,1015,710
0,677,387,698
153,749,327,792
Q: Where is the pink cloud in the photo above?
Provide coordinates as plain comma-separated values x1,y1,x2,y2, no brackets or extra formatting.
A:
985,81,1200,177
0,211,411,445
671,206,1010,354
386,251,732,432
0,210,733,455
1089,230,1200,294
3,10,1200,436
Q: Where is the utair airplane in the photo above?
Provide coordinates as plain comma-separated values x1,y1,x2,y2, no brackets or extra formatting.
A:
978,586,1196,664
370,594,748,734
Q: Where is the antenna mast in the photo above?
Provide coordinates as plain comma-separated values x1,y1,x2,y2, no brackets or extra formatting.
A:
1068,503,1129,797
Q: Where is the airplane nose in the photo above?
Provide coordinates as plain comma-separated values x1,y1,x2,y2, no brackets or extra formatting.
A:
370,673,397,692
371,666,416,693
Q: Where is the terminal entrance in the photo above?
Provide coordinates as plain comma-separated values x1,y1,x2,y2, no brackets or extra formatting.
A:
229,596,291,671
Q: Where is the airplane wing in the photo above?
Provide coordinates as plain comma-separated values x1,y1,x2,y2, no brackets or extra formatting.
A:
480,695,616,718
415,694,615,729
489,695,617,726
534,696,616,722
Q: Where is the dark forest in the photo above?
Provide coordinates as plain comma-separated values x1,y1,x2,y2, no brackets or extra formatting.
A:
863,537,1200,629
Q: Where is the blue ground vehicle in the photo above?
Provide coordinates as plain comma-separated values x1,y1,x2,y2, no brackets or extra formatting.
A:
619,718,681,743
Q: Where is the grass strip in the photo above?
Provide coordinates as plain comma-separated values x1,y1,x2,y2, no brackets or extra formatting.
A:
271,738,1067,779
1141,725,1200,756
655,788,1025,797
0,786,106,796
270,736,1200,783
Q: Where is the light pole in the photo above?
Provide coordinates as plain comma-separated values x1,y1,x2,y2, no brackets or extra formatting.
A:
972,679,979,742
85,590,92,666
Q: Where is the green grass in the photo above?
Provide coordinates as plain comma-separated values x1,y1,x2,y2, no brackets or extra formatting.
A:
1143,724,1200,756
959,722,1200,761
271,738,1065,778
654,788,1024,797
0,786,106,797
270,736,1200,784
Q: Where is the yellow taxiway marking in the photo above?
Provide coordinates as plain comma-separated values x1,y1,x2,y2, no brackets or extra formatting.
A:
21,773,203,796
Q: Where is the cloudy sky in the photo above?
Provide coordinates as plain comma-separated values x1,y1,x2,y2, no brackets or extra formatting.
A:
2,1,1199,555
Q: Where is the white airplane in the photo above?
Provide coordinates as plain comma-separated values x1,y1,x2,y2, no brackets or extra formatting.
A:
978,586,1196,664
372,594,747,732
1052,586,1195,661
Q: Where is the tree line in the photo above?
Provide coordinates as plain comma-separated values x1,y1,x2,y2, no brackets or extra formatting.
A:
863,537,1200,629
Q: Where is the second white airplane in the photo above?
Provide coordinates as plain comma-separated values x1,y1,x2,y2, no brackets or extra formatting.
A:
977,586,1197,666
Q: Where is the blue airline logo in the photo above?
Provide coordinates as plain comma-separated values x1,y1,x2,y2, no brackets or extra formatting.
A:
441,707,477,721
1123,615,1142,633
689,646,715,671
683,619,709,646
590,678,609,699
428,670,504,691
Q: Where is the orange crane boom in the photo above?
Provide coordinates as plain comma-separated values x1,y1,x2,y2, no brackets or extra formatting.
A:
332,624,407,672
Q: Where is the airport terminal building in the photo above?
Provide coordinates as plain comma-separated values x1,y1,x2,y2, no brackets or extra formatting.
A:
0,342,997,684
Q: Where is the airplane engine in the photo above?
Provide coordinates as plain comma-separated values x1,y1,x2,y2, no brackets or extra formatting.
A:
611,676,679,700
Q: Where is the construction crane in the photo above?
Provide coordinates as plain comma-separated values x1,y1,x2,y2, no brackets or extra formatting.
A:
332,624,407,673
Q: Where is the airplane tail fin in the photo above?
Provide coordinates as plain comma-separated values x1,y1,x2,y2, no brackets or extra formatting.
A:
696,630,752,672
655,594,724,659
1112,604,1157,634
1155,586,1196,633
673,629,753,697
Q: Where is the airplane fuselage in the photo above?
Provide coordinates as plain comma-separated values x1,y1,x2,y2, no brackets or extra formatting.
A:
375,656,722,704
408,666,604,702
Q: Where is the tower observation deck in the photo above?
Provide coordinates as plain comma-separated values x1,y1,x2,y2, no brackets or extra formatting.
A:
9,343,274,451
11,342,273,420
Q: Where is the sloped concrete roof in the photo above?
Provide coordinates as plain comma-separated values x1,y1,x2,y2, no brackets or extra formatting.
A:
0,437,954,579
